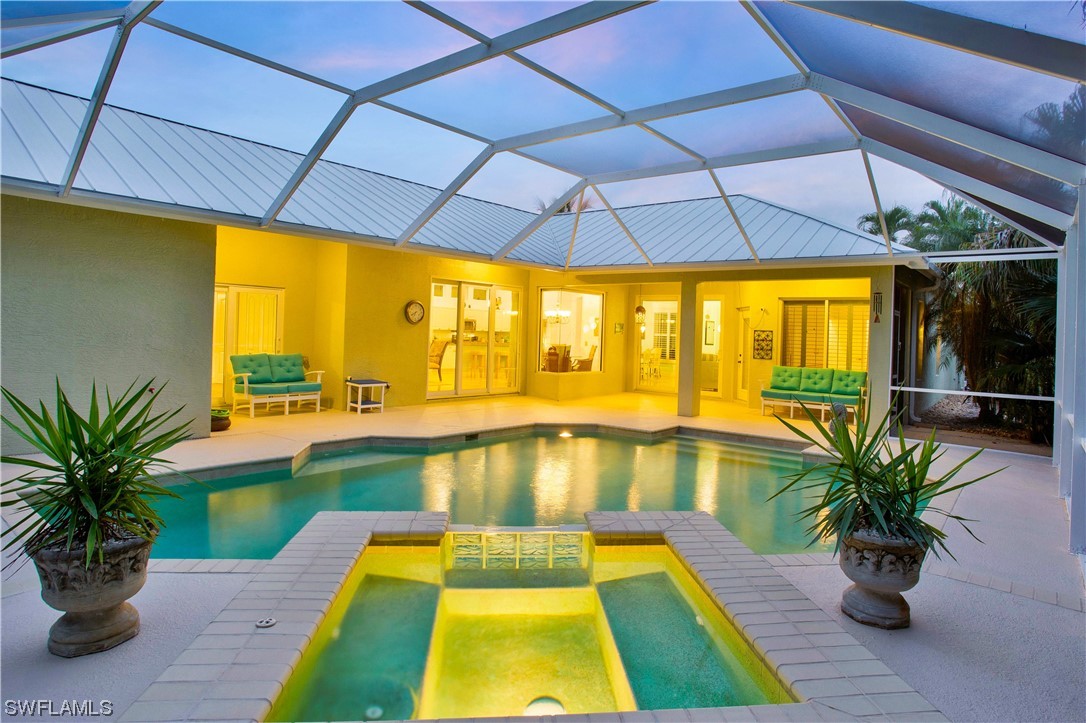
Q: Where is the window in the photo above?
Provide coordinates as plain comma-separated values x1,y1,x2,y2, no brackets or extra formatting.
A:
653,311,678,360
539,289,603,372
782,299,868,371
828,301,869,371
782,301,825,368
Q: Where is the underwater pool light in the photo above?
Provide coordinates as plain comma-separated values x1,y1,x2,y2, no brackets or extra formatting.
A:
558,431,573,438
524,696,565,715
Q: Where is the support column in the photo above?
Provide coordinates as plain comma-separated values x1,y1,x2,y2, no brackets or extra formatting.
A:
677,279,703,417
1068,184,1085,554
866,266,895,422
1054,245,1067,481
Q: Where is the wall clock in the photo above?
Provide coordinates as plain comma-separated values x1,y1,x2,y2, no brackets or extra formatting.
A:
404,299,425,325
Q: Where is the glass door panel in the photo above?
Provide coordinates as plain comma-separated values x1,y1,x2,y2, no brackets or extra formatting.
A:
428,281,458,395
637,298,679,393
492,288,520,392
700,299,722,394
461,285,490,393
211,286,228,405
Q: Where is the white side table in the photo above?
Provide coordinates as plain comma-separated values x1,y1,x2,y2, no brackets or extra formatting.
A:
345,378,389,413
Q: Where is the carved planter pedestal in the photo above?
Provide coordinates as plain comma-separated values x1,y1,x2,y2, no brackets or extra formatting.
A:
839,529,926,629
31,534,153,657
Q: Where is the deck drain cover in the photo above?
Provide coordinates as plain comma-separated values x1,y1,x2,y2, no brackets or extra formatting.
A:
255,618,277,628
524,696,564,715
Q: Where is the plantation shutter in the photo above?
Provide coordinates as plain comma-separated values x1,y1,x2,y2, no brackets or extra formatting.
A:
782,302,825,367
653,312,678,360
827,301,869,371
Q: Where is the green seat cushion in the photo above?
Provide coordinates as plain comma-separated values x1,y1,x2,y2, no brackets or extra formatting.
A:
287,382,321,393
800,368,834,393
235,383,292,396
760,389,795,401
769,366,801,391
270,353,306,383
230,354,273,384
831,369,868,396
827,393,862,406
790,390,828,404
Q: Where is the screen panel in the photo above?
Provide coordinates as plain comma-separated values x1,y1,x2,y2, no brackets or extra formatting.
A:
520,1,796,109
148,1,476,90
757,2,1084,163
520,125,692,177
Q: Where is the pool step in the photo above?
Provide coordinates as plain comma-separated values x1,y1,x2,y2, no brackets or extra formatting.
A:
294,450,419,477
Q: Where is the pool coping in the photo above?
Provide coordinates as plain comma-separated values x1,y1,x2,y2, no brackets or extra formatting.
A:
164,422,822,484
121,511,947,723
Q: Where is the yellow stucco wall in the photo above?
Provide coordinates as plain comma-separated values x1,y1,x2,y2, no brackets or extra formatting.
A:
215,227,349,409
342,245,531,407
0,196,217,451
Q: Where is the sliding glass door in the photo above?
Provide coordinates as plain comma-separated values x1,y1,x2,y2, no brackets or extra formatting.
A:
428,280,520,398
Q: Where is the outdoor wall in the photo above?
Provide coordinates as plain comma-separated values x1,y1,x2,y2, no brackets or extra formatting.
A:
215,228,350,409
527,270,630,402
702,277,873,408
342,246,530,408
0,196,216,452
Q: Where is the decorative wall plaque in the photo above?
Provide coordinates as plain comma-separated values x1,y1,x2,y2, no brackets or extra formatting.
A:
753,330,773,360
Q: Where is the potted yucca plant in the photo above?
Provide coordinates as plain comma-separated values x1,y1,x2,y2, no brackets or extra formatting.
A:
771,400,997,629
1,379,191,657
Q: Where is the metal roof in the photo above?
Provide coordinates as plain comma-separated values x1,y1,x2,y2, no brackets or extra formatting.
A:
1,77,912,270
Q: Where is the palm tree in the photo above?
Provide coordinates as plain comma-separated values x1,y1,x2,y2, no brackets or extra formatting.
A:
908,196,987,252
856,204,914,241
535,194,594,214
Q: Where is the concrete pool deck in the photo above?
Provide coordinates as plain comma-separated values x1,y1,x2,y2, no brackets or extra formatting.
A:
1,393,1083,721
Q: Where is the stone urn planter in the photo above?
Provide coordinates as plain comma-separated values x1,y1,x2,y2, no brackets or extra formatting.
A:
32,532,154,657
839,529,926,629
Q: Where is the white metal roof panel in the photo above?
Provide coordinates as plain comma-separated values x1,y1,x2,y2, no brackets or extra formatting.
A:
412,195,535,256
508,222,565,266
2,78,902,267
565,209,647,267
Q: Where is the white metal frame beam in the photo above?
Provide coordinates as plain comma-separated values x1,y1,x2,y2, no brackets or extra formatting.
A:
259,0,648,226
1,6,127,29
810,74,1086,186
861,149,893,255
59,1,159,198
1,18,120,59
585,138,859,185
591,184,653,266
707,169,759,262
395,146,494,246
861,139,1074,230
564,189,586,270
493,179,588,260
790,1,1086,83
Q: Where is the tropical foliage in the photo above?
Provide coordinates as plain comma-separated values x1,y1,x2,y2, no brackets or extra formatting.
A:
857,193,1057,441
770,401,995,559
1,379,191,566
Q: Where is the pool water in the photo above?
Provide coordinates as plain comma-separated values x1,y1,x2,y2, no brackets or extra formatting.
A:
155,433,831,559
268,539,789,721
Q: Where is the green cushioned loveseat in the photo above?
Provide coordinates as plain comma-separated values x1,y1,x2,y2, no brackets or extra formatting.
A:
229,353,324,417
760,365,867,420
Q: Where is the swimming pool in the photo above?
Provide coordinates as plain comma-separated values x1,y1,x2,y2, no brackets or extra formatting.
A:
154,433,831,559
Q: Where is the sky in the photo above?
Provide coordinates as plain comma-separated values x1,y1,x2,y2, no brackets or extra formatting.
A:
0,0,975,233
